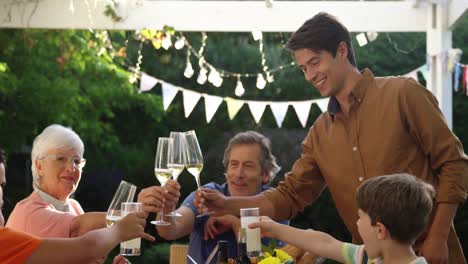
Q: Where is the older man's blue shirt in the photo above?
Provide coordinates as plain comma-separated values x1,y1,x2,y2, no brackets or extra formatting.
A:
183,182,288,264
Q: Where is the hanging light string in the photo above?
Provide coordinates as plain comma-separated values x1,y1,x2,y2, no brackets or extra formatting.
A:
180,32,296,79
129,39,143,84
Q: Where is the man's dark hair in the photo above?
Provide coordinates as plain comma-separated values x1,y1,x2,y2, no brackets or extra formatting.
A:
286,12,357,67
356,173,435,244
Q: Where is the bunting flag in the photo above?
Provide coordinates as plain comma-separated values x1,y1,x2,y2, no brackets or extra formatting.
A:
225,97,244,120
248,101,268,124
403,69,419,82
142,60,446,127
315,98,330,113
419,64,429,82
270,102,289,128
182,89,202,118
204,94,223,123
292,101,312,128
139,72,159,93
161,82,179,110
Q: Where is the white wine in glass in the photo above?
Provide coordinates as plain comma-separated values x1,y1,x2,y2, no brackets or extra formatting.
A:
168,131,187,182
167,132,186,217
154,168,173,186
151,137,173,226
184,130,211,217
184,130,204,189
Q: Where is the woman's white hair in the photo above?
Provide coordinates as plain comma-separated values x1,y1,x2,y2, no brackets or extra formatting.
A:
31,124,84,191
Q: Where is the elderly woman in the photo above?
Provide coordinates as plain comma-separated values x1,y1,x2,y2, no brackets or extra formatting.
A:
6,124,179,239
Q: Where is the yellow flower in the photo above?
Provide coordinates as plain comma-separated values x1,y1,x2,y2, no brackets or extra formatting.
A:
258,256,281,264
273,249,293,262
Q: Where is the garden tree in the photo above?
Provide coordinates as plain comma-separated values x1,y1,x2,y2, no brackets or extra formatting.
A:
0,15,467,263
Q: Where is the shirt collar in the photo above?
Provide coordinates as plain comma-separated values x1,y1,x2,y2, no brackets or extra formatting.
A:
327,68,374,117
36,189,70,212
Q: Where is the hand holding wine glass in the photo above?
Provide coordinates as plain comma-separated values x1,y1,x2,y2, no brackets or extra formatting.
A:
152,137,173,226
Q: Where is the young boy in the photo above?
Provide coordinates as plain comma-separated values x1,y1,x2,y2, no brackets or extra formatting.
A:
0,147,154,264
249,173,434,264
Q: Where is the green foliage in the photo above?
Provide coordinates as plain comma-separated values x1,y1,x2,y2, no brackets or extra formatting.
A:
1,15,468,264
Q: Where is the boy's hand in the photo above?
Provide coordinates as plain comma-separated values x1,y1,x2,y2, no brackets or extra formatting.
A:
204,215,240,240
248,216,278,239
116,212,155,242
194,188,226,215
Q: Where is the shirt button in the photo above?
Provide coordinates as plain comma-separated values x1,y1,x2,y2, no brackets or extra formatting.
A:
359,177,364,182
352,146,358,151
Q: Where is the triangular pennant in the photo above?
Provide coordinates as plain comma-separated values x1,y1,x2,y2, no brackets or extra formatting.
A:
161,82,179,111
404,70,418,82
139,72,158,93
292,101,312,128
204,94,223,123
247,101,268,124
225,97,244,120
314,98,330,113
182,89,202,118
418,64,429,82
270,102,289,128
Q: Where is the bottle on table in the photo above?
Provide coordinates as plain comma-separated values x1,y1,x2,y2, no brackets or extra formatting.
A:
216,240,229,264
235,228,251,264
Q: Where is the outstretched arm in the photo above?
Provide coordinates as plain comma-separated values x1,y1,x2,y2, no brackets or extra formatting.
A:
156,206,195,240
27,212,154,264
194,188,276,218
249,216,345,263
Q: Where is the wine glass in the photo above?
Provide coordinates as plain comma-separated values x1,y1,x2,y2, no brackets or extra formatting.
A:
151,137,173,226
106,180,137,227
184,130,211,217
184,130,204,189
166,132,186,217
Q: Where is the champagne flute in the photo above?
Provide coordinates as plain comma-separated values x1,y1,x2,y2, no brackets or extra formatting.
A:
184,130,204,189
151,137,173,226
184,130,211,217
166,131,186,217
106,180,137,227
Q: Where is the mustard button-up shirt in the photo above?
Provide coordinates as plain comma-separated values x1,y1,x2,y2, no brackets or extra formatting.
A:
264,69,468,262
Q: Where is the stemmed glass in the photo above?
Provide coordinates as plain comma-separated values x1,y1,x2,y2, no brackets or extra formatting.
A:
184,130,204,189
151,137,173,226
166,132,186,217
106,180,137,227
184,130,211,217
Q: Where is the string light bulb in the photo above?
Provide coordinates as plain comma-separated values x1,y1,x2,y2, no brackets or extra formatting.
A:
234,76,245,97
197,67,208,84
174,36,185,50
266,72,274,83
184,62,194,78
161,33,172,50
256,73,266,89
184,50,194,78
252,31,263,41
208,67,223,87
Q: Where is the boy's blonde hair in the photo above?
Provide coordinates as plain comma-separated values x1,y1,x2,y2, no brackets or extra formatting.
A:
356,173,435,244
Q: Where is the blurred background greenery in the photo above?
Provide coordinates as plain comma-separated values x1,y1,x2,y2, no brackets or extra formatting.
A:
1,15,467,263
